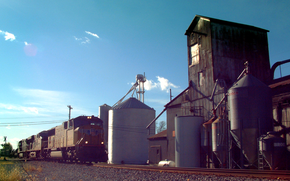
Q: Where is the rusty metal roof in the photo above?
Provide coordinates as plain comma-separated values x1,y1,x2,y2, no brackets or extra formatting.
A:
148,130,167,140
112,97,154,110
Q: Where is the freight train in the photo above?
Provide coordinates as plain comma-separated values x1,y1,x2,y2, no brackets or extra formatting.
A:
18,115,107,163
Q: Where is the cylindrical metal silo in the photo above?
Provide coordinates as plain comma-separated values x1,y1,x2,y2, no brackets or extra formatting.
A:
108,97,155,164
99,104,112,149
175,116,203,168
228,74,273,166
259,132,287,170
212,117,229,168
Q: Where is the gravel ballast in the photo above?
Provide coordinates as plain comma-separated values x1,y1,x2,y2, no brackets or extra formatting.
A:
18,161,285,181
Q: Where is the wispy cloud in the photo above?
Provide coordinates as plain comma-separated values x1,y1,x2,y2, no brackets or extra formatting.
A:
0,30,16,41
144,76,179,93
0,103,38,114
0,88,74,117
82,37,90,44
85,31,100,38
74,31,100,45
73,36,82,41
74,36,90,44
13,88,70,110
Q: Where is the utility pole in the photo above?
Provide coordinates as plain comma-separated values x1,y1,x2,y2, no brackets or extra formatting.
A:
170,89,173,101
67,105,73,120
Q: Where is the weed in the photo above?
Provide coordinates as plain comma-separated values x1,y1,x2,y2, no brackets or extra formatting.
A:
23,164,37,172
37,166,43,172
0,164,22,181
23,164,43,173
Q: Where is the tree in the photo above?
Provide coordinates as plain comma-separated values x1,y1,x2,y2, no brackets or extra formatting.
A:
156,120,166,133
1,136,13,159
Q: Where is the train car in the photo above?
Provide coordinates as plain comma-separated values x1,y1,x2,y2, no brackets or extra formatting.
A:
18,131,49,159
18,115,107,163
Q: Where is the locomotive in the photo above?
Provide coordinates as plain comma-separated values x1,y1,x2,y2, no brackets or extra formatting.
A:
18,115,107,163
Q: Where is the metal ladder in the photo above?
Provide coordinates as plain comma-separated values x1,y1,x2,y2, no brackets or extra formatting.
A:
258,150,264,170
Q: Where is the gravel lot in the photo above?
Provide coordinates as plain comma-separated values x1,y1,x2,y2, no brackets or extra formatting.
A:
17,161,285,181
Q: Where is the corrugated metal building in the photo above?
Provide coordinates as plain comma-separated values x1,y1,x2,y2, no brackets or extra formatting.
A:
165,15,271,164
270,75,290,151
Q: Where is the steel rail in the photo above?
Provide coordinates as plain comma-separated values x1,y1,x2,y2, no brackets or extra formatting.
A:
93,164,290,180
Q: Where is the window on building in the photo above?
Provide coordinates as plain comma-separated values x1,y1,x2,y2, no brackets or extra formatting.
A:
69,120,73,128
190,44,199,66
63,122,67,129
198,71,204,87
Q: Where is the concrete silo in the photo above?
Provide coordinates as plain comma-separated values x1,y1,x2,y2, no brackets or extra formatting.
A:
108,97,155,164
228,74,273,167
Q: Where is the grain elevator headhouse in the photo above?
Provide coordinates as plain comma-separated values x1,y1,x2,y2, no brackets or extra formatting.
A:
184,15,271,119
164,15,272,167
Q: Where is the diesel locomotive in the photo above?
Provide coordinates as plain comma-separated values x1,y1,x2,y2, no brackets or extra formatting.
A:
18,115,107,163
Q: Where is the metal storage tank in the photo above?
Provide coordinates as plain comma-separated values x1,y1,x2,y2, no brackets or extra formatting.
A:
212,117,229,168
108,97,155,164
201,118,214,152
259,132,287,170
175,116,203,168
228,74,273,166
200,116,214,168
99,104,111,149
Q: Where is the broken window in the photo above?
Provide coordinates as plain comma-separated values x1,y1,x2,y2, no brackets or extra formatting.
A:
190,44,199,66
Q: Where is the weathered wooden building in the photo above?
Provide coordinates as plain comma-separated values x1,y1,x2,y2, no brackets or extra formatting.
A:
165,15,271,163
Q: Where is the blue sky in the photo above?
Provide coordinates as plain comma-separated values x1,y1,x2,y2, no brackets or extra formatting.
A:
1,0,290,149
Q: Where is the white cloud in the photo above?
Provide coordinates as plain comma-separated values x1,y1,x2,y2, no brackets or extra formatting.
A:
157,76,179,91
81,37,90,44
85,31,100,38
73,36,82,41
0,103,38,114
74,31,99,45
74,36,90,44
144,76,179,93
0,30,16,41
144,79,158,90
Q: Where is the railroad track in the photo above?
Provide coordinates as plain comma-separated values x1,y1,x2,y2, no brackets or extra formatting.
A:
93,163,290,180
9,158,290,180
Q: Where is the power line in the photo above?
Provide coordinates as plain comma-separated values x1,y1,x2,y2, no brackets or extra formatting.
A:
0,115,67,120
0,120,64,127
